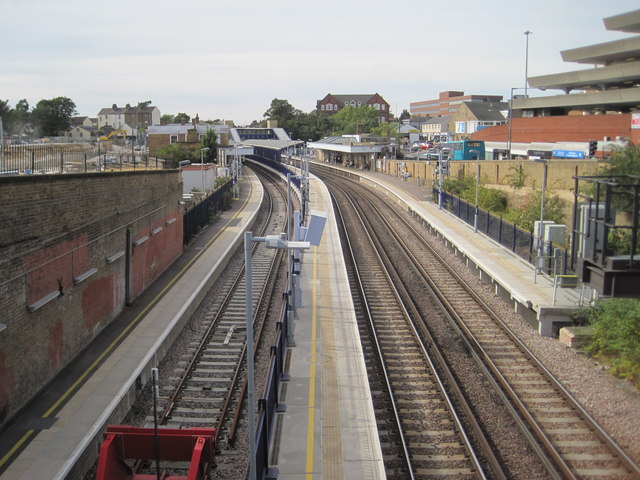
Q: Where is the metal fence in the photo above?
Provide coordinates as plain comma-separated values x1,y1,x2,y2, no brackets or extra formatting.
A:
255,301,290,480
0,143,164,174
182,179,233,245
434,188,572,275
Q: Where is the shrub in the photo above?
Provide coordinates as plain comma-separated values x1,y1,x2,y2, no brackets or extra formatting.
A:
582,298,640,385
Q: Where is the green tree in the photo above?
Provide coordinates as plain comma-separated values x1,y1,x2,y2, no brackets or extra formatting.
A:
13,99,31,136
155,144,192,166
263,98,303,138
200,128,219,163
263,98,300,125
174,112,190,124
331,105,380,135
371,121,399,139
0,99,12,133
399,109,411,122
601,143,640,177
504,188,566,231
161,114,175,125
137,100,152,108
31,97,77,136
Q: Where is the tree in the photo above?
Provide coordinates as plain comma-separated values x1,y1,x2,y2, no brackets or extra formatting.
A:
137,100,152,108
13,99,31,136
0,99,12,134
602,143,640,177
263,98,300,124
331,105,380,135
155,144,192,166
371,121,399,139
200,128,219,163
399,109,411,122
161,114,174,125
31,97,77,136
174,112,190,124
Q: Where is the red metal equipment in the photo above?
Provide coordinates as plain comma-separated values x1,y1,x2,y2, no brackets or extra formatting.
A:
95,425,217,480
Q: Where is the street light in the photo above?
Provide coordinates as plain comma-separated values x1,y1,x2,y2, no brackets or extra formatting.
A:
469,149,481,232
200,147,210,194
524,31,533,97
244,232,310,480
437,148,444,209
532,158,548,276
507,87,527,159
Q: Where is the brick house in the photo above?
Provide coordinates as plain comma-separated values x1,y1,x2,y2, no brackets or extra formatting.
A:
65,116,98,142
147,122,229,157
316,93,391,122
97,104,161,136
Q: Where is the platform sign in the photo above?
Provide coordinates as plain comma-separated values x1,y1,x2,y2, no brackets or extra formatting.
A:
553,150,585,159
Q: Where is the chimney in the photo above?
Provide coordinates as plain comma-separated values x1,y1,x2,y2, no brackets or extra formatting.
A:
112,103,117,110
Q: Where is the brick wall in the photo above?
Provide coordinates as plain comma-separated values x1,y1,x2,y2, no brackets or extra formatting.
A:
473,113,639,144
0,171,183,426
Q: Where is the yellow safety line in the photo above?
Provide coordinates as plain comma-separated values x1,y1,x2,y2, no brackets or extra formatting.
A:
306,247,319,479
0,429,35,469
0,180,253,470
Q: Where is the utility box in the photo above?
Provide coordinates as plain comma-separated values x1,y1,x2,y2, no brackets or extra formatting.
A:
545,224,566,246
533,220,554,251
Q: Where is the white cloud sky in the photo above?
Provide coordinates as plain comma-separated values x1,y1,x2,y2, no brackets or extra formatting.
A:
1,0,638,125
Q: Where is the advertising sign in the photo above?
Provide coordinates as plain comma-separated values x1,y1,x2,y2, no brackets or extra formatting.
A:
553,150,585,159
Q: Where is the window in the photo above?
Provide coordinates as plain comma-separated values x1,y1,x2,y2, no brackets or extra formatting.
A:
327,104,332,111
170,134,178,144
321,104,325,111
381,104,386,110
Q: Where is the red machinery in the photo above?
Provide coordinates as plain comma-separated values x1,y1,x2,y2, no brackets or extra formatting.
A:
95,425,217,480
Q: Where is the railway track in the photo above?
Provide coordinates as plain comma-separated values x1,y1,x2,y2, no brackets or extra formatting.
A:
328,178,494,479
128,165,295,478
319,168,640,480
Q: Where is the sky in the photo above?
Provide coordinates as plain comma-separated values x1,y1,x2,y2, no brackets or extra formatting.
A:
1,0,639,126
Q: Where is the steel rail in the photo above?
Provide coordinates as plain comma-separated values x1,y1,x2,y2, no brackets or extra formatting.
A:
329,179,490,480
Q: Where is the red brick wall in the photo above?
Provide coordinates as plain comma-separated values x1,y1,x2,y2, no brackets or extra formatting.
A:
0,171,183,426
473,113,639,144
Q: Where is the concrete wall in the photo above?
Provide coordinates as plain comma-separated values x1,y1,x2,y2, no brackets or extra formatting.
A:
0,171,183,426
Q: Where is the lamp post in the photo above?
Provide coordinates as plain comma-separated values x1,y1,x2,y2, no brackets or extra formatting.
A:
470,149,481,232
532,158,548,275
507,87,528,160
524,30,533,97
244,232,310,480
286,172,306,345
437,148,444,209
200,147,210,194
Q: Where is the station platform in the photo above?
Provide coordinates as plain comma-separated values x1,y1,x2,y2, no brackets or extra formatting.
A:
270,171,386,479
0,171,263,479
317,162,583,337
0,164,386,480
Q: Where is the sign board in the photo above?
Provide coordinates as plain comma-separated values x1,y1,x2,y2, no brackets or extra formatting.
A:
553,150,585,159
632,112,640,130
527,149,552,159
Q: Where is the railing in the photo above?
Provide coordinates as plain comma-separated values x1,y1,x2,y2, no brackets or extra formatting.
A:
254,301,290,480
0,144,164,174
434,188,572,275
182,180,233,245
